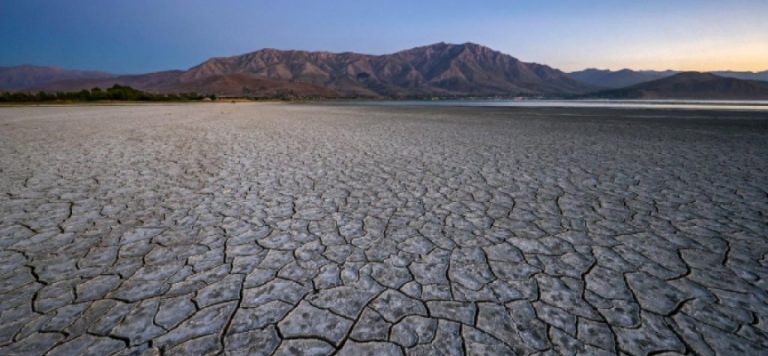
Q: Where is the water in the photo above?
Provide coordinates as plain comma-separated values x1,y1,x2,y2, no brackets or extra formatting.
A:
349,99,768,111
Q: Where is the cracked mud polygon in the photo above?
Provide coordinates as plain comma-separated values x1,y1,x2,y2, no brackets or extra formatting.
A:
1,103,767,355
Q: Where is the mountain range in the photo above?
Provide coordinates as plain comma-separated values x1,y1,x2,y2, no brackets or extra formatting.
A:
0,43,590,98
2,42,767,99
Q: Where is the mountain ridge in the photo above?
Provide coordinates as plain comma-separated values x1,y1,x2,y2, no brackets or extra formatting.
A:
177,42,593,97
3,43,767,99
5,43,595,97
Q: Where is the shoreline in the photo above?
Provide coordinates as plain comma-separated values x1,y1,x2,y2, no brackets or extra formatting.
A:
3,98,768,112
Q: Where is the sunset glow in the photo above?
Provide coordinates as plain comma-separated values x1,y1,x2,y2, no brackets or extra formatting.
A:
1,0,766,73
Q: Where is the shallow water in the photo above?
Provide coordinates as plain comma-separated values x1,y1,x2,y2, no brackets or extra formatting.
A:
351,99,768,111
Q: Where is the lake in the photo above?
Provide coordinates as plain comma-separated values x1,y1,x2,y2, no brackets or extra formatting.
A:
348,99,768,111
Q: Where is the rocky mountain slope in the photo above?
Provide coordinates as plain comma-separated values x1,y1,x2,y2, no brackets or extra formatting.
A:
180,42,592,97
8,44,767,99
12,43,594,97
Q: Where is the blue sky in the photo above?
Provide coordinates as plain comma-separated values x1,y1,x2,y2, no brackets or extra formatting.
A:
1,0,766,73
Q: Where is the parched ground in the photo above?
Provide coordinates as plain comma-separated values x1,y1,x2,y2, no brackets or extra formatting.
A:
1,103,767,355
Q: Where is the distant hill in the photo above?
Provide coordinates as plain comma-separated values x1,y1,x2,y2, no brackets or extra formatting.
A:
568,69,678,89
29,70,351,98
15,43,594,98
568,68,768,89
712,71,768,82
582,72,768,100
37,70,184,92
0,65,114,90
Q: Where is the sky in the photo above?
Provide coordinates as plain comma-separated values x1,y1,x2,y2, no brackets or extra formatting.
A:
1,0,766,74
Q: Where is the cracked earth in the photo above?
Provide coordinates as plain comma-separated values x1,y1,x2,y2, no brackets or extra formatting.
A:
1,103,767,355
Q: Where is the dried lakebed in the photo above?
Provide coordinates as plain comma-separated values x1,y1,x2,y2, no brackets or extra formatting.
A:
1,103,767,355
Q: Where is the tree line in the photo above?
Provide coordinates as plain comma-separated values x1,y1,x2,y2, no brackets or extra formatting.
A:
0,85,216,102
